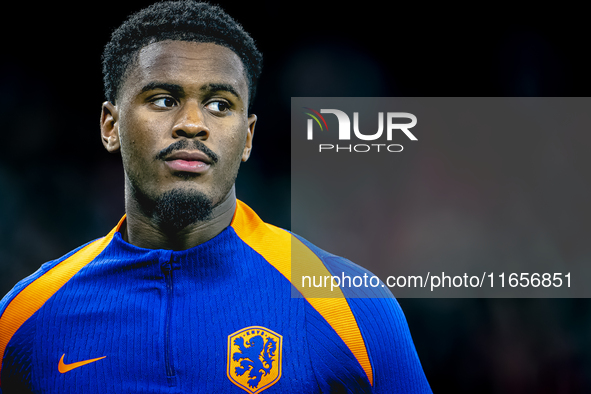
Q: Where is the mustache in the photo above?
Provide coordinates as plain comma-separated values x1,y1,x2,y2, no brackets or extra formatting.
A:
155,139,219,163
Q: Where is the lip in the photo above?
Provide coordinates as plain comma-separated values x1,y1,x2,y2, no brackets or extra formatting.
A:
163,150,212,174
163,150,212,163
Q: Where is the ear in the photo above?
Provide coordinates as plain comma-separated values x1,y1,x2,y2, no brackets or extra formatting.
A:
242,114,257,162
100,101,120,153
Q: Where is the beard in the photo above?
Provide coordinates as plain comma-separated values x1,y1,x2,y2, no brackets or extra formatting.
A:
136,187,215,233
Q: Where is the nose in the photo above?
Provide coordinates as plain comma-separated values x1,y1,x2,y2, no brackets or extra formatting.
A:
171,101,210,139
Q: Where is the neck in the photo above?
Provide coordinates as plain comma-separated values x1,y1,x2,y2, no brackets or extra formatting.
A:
122,186,237,250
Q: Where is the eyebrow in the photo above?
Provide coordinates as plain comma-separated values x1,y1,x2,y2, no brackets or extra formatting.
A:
200,83,241,99
140,82,185,96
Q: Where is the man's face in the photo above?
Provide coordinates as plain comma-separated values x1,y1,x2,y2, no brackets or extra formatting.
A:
102,40,255,220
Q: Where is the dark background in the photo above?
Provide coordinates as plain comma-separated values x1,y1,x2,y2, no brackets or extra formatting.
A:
1,2,590,392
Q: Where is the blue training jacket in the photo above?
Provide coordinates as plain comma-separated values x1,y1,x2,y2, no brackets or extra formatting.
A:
0,200,431,393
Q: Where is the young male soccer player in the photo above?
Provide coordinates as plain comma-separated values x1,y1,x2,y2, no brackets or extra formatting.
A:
0,1,432,392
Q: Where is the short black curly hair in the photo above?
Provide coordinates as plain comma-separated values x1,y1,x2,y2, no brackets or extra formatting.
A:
102,0,263,111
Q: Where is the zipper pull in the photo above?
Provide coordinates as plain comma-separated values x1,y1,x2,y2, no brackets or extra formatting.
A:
160,250,173,274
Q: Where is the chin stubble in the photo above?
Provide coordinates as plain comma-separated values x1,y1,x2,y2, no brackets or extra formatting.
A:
132,186,214,232
154,189,214,232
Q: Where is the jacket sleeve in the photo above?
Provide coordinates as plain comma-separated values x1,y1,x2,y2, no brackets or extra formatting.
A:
347,293,432,393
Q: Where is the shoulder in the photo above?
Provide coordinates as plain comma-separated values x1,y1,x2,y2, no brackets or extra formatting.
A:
290,232,411,350
0,239,97,317
292,232,394,298
0,217,126,319
293,233,432,393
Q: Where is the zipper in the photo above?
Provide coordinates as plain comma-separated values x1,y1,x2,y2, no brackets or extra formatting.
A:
161,257,176,385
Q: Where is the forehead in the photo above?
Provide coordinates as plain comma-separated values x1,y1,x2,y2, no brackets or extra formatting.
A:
121,40,248,99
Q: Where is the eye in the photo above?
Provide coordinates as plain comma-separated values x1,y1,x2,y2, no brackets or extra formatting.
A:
205,101,230,113
152,97,177,108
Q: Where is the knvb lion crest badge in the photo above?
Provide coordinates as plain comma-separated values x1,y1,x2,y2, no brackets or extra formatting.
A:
227,326,283,393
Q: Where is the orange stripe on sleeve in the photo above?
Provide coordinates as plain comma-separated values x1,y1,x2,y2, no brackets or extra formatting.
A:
0,216,125,384
230,201,374,386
